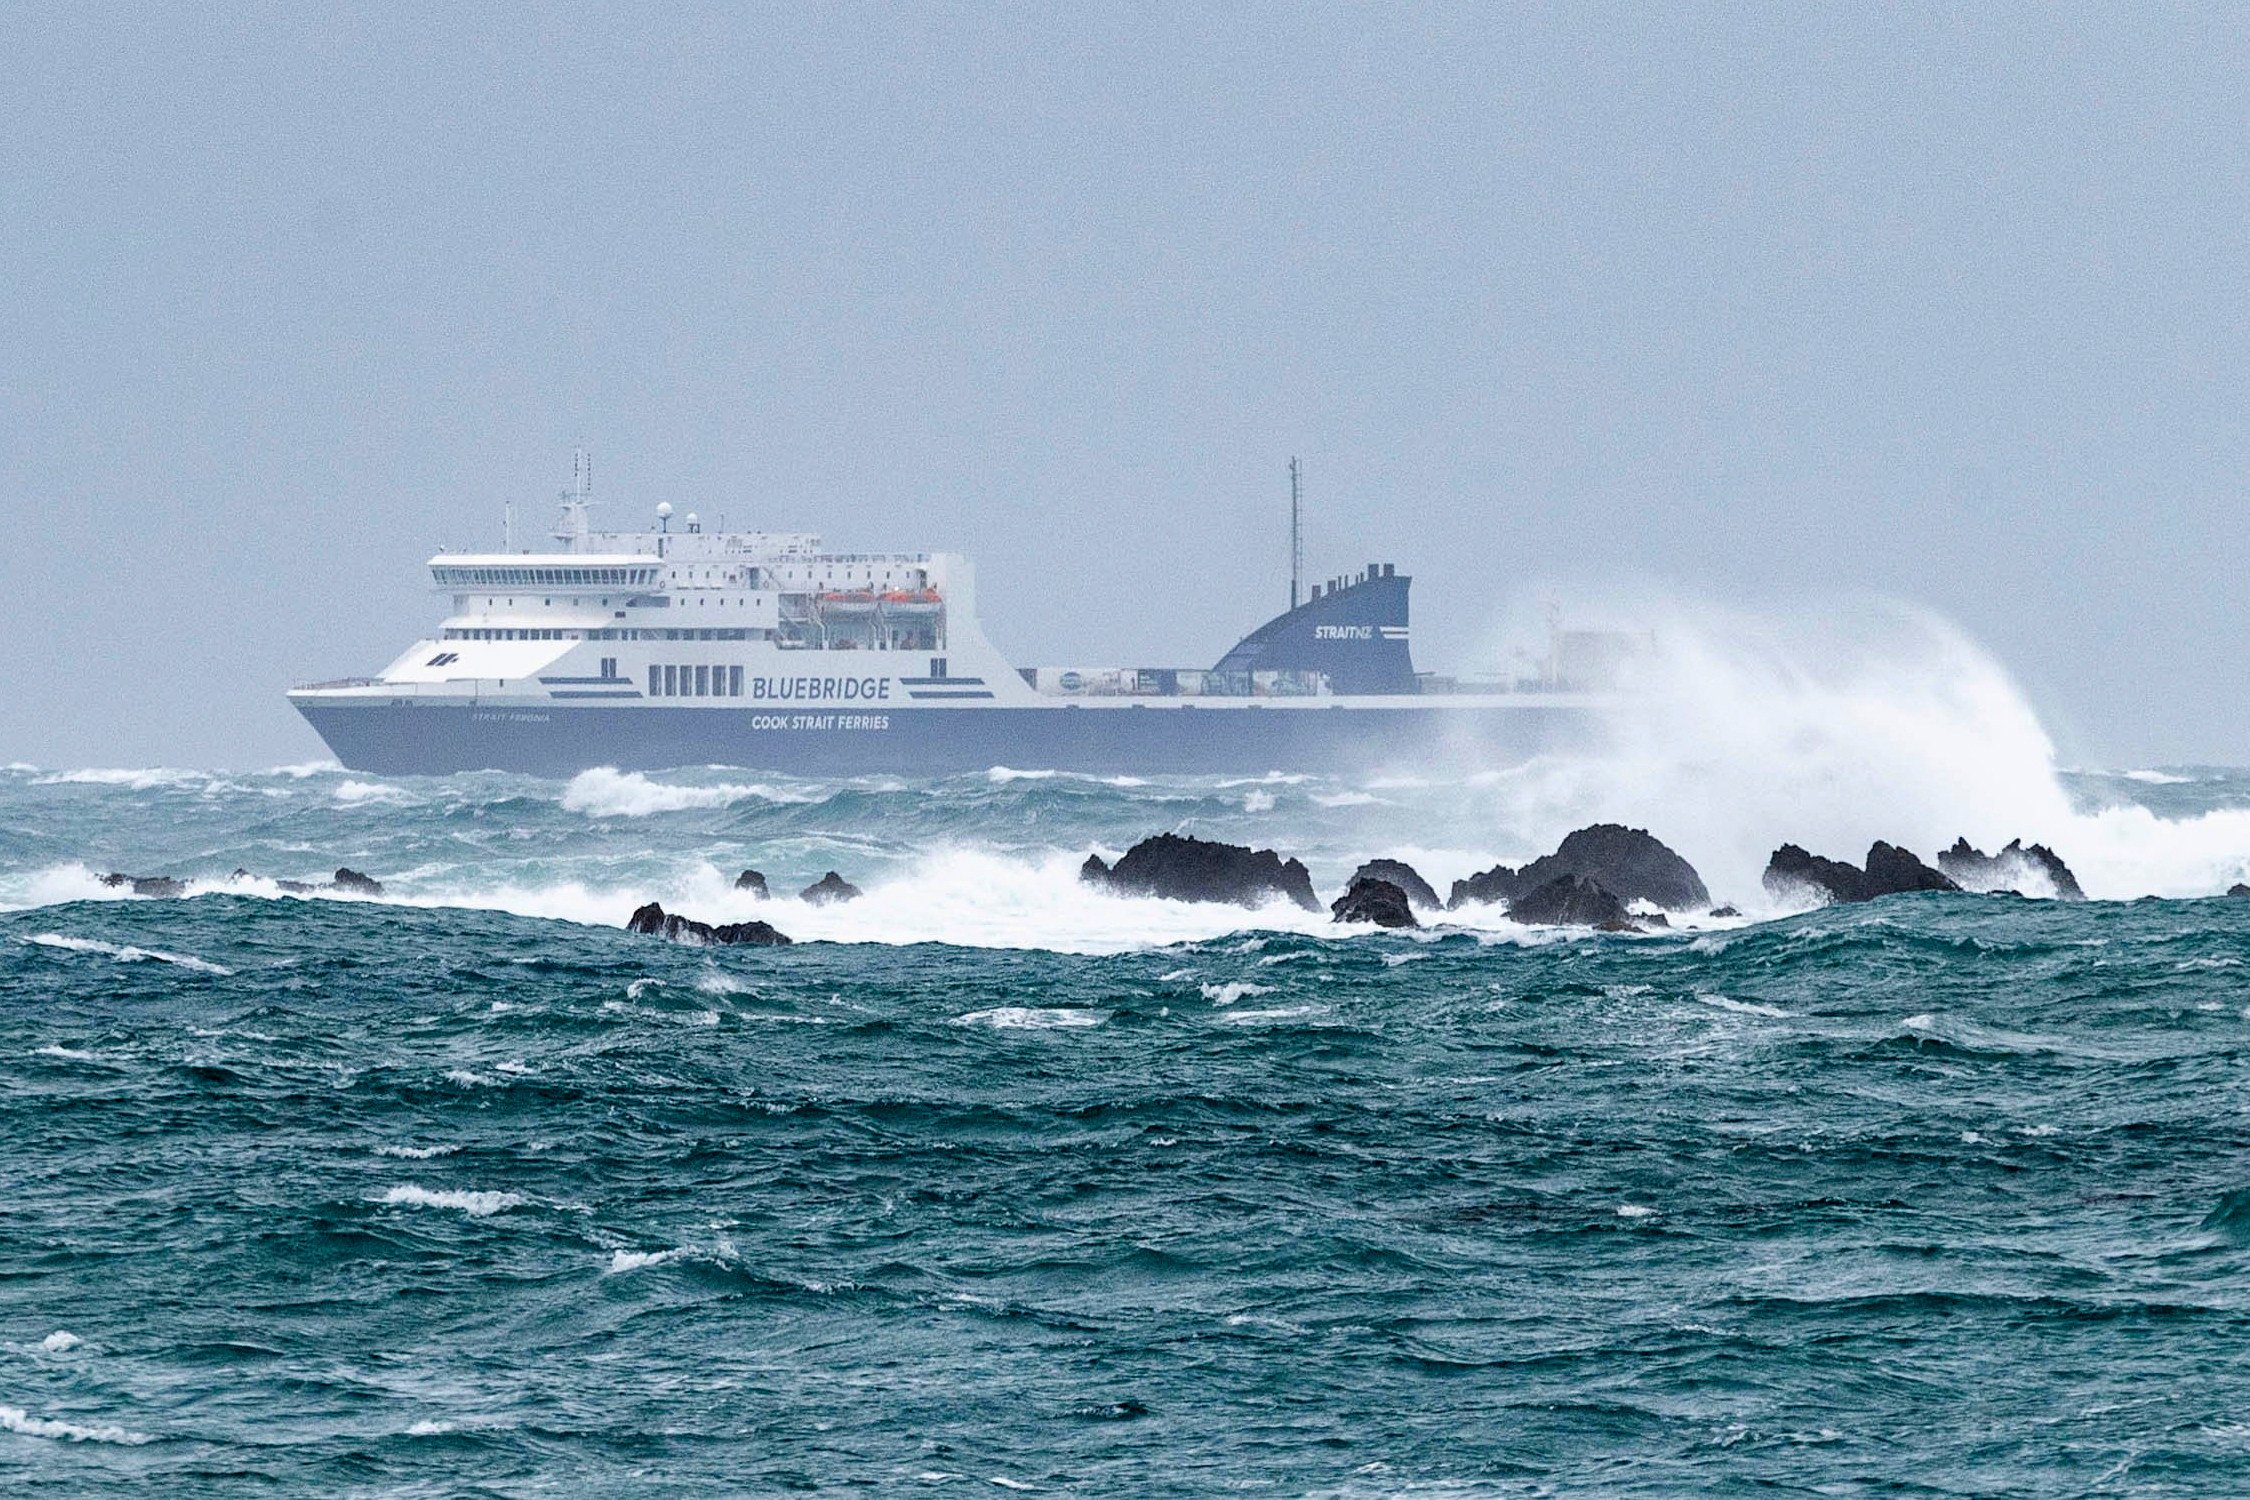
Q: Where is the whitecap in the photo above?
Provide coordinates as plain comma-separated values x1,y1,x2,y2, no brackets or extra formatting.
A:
22,934,233,976
1242,790,1276,813
34,1044,96,1061
263,760,342,778
559,766,815,817
379,1185,522,1217
952,1007,1109,1030
406,1419,454,1436
984,766,1056,782
625,978,664,999
1616,1204,1658,1219
1198,981,1273,1006
1380,952,1426,967
33,766,201,791
443,1069,495,1088
333,779,410,805
0,1404,149,1445
374,1144,459,1160
39,1332,80,1353
2123,769,2193,785
605,1246,694,1275
1222,1005,1321,1023
695,970,756,996
1694,993,1790,1019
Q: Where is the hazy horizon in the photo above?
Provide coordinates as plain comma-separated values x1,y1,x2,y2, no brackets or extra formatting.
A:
6,5,2245,769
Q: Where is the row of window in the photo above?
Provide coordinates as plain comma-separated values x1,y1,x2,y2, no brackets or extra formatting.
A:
652,664,746,698
441,628,762,642
432,566,659,587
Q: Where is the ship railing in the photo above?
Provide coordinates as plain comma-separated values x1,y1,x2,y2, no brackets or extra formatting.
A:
292,677,384,691
1025,668,1331,698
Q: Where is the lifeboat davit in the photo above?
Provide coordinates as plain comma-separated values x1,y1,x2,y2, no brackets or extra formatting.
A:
817,590,879,617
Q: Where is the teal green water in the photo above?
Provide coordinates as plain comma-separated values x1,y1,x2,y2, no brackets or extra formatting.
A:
5,763,2250,1494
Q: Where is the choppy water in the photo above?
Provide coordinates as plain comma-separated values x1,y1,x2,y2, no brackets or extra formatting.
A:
8,759,2250,1494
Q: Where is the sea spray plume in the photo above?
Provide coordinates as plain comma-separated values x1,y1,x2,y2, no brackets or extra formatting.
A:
1440,595,2080,905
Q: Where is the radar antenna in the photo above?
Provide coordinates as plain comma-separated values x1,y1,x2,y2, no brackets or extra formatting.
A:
552,446,594,549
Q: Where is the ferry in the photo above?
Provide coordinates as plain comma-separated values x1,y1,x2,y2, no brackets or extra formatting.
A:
289,461,1615,776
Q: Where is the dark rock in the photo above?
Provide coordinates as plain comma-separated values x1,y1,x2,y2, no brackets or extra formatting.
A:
733,869,770,897
1936,838,2085,901
332,867,384,896
1864,842,1959,896
275,879,319,894
799,871,862,905
1505,873,1638,931
1349,859,1440,911
1763,844,1874,904
98,873,185,898
1447,863,1524,910
2228,884,2250,898
1330,876,1419,928
1448,825,1709,912
708,919,793,946
1709,905,1741,919
1081,854,1111,882
1764,842,1960,905
1081,833,1319,911
626,901,792,946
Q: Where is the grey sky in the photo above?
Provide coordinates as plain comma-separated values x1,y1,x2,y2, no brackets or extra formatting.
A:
4,4,2243,767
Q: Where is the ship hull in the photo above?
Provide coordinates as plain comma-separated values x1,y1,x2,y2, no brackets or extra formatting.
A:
294,698,1602,778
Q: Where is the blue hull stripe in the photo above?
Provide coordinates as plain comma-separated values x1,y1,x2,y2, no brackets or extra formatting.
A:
294,700,1599,777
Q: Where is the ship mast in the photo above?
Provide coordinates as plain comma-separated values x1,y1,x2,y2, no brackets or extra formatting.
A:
1289,457,1302,611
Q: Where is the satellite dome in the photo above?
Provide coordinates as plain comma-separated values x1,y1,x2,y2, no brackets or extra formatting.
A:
655,502,673,519
685,512,699,527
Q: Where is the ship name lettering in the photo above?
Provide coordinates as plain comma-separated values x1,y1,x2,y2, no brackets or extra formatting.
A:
1313,625,1374,640
749,675,892,703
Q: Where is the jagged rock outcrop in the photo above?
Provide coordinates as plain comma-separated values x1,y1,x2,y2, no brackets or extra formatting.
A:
1330,876,1419,928
1936,838,2085,900
2228,884,2250,898
799,872,862,905
99,873,185,898
1448,825,1710,912
1764,842,1960,905
1447,863,1524,909
1505,874,1638,931
1080,833,1319,911
626,901,792,946
232,866,386,896
733,869,770,897
1864,841,1959,896
1348,859,1440,912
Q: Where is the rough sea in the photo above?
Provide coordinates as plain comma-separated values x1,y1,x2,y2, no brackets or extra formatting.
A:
8,739,2250,1494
